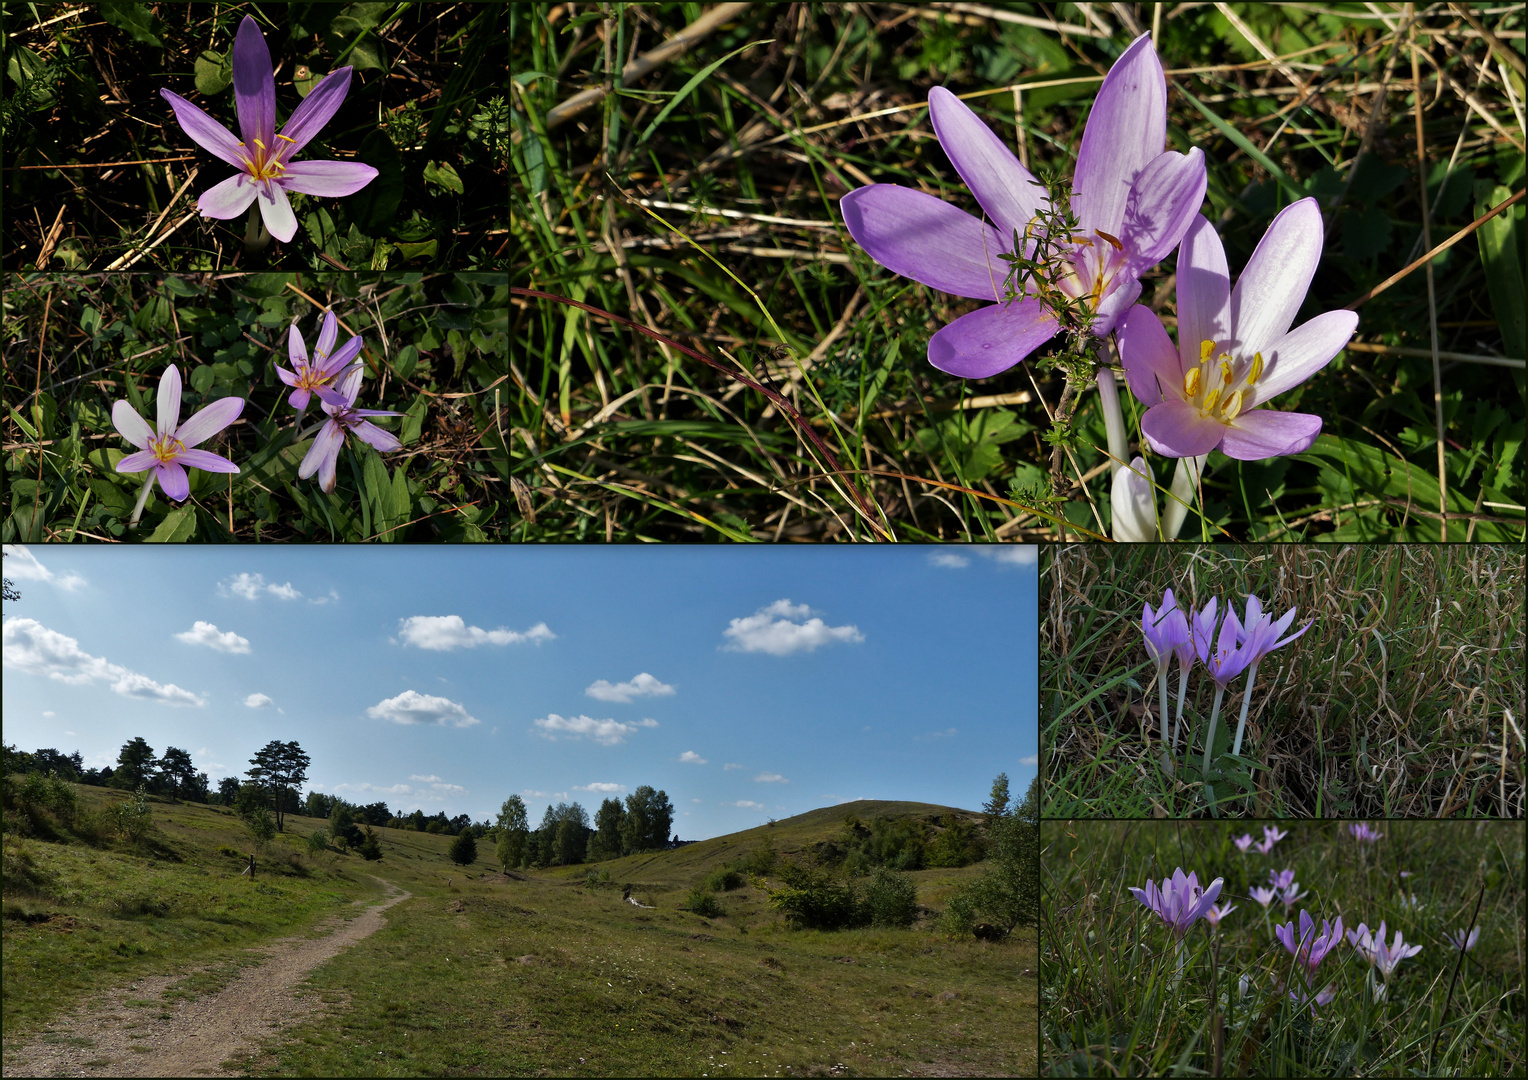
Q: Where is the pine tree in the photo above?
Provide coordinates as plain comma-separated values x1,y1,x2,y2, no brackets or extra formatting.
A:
448,828,478,866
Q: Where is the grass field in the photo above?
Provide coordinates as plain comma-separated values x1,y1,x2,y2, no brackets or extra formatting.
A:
511,3,1524,542
1042,819,1525,1076
3,786,1036,1076
1041,542,1526,818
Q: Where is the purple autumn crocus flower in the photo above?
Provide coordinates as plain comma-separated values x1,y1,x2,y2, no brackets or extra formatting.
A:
1257,825,1288,854
112,364,244,523
1192,599,1256,775
1119,199,1358,460
1276,909,1344,979
1203,901,1237,929
1233,833,1255,853
1349,920,1422,982
160,15,378,243
275,310,364,420
1280,881,1308,909
1447,927,1480,952
840,33,1206,378
1249,885,1278,909
297,364,402,493
1128,867,1224,938
1143,587,1191,750
1228,594,1315,758
1268,868,1296,892
1349,822,1384,844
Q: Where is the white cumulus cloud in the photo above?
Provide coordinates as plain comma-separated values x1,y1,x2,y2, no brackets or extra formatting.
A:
723,763,743,771
2,545,86,590
678,751,707,765
973,546,1038,566
221,572,301,600
584,672,675,703
366,690,480,727
397,615,555,651
174,621,251,654
3,617,203,706
728,800,765,810
928,551,970,568
722,599,864,656
575,782,627,794
1019,754,1040,766
410,774,444,783
754,772,787,783
244,693,275,708
532,713,639,746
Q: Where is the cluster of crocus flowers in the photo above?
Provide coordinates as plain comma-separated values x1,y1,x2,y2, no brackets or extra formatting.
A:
160,15,378,243
111,365,243,523
1139,588,1312,779
1275,909,1344,1014
1349,822,1384,843
1349,920,1422,999
1129,867,1224,981
275,310,365,421
296,364,402,493
1233,824,1287,855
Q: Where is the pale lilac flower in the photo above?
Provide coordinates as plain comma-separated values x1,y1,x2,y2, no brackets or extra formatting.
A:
1143,586,1191,748
160,15,378,243
1276,909,1345,980
1349,920,1422,980
1127,866,1224,938
1119,199,1358,459
1280,881,1308,909
1192,598,1255,773
275,310,364,413
1233,833,1255,853
112,365,243,512
1398,893,1424,912
840,34,1206,377
1287,980,1338,1015
1269,868,1296,892
1448,927,1480,952
1204,901,1237,928
1227,595,1315,758
297,365,402,493
1249,885,1278,909
1349,822,1384,844
1255,825,1288,855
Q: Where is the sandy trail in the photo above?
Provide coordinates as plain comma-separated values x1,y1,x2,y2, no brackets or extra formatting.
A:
4,875,411,1078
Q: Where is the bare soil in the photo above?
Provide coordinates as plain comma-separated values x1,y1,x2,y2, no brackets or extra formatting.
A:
3,876,411,1078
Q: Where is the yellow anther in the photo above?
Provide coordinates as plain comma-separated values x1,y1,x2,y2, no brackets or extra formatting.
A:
1220,359,1234,387
1095,228,1124,252
276,133,297,143
1249,351,1264,385
1222,390,1245,421
1203,386,1222,413
1184,367,1202,397
254,138,266,151
1200,339,1215,362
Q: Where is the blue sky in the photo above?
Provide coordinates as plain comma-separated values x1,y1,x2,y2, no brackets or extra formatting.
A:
2,544,1038,838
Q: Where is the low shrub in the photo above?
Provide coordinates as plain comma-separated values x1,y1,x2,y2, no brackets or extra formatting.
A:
681,886,724,918
705,867,745,892
215,844,242,858
304,829,328,855
864,867,918,928
736,841,776,876
770,863,866,930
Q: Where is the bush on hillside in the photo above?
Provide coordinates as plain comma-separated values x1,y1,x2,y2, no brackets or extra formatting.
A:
448,828,477,865
358,824,383,861
705,867,745,892
736,840,775,876
110,785,153,843
304,828,328,855
864,867,918,928
770,863,866,930
681,886,724,918
216,844,243,858
244,807,277,850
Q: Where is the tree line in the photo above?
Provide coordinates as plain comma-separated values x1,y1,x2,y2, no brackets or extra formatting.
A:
492,786,676,869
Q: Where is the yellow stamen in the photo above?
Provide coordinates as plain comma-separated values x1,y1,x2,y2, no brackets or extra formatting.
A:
1202,386,1222,413
1222,390,1244,421
276,133,297,144
1220,359,1234,387
1249,351,1264,385
1200,339,1215,363
1183,367,1202,397
1094,228,1124,252
254,138,266,151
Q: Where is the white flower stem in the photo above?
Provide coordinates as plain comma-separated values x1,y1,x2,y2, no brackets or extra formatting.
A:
1174,936,1186,990
1162,454,1207,539
1095,362,1129,476
1231,660,1260,758
1173,663,1191,748
1202,683,1226,777
128,474,156,527
1158,670,1170,748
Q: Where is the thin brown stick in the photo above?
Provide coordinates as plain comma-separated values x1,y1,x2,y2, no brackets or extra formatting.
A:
1449,3,1526,78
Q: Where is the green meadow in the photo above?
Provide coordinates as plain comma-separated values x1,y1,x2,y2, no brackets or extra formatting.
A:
3,785,1036,1076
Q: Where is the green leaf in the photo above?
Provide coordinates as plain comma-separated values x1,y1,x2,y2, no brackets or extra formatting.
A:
422,160,463,194
859,335,899,420
395,240,437,261
400,394,427,445
351,130,403,233
394,344,418,381
1340,206,1391,261
147,506,197,542
189,366,215,394
1475,183,1526,363
99,2,162,46
637,39,774,145
194,48,230,96
6,46,57,111
80,306,101,337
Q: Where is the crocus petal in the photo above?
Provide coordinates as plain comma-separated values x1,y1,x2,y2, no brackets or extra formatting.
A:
288,387,313,409
1071,34,1167,238
275,365,303,389
279,160,379,198
1120,148,1207,270
320,335,365,376
116,449,159,472
299,421,345,481
198,173,260,220
231,15,277,151
156,461,191,502
1089,276,1142,338
1140,398,1226,458
1247,308,1359,405
159,89,247,169
175,396,245,448
275,66,354,158
288,323,310,367
926,86,1047,242
1111,457,1158,542
353,420,402,453
1118,305,1180,406
112,401,155,449
177,448,240,473
840,185,1009,300
314,312,339,361
1176,215,1231,366
157,365,182,436
333,365,365,407
1219,410,1323,461
257,182,299,243
926,299,1060,378
1229,198,1324,353
313,385,350,410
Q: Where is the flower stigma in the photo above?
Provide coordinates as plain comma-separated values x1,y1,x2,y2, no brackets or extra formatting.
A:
149,432,187,464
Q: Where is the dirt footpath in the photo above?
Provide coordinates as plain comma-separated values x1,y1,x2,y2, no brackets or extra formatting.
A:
4,876,411,1078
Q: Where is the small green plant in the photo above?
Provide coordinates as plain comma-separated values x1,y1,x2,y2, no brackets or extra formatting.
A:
215,844,242,858
243,806,276,851
681,886,724,919
358,824,383,861
704,867,745,892
304,828,328,855
110,785,153,843
863,867,918,929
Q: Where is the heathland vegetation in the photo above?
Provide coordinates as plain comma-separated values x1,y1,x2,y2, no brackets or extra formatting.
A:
2,752,1037,1075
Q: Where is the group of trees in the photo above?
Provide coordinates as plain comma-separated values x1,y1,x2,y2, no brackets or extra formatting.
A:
493,785,676,870
941,773,1039,936
3,739,213,804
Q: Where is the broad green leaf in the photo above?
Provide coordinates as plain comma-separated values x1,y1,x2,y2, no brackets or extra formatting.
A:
80,306,101,336
1475,183,1526,363
395,240,437,260
194,48,230,95
422,160,464,194
148,506,197,542
400,394,427,444
100,2,162,46
394,344,418,380
189,365,216,394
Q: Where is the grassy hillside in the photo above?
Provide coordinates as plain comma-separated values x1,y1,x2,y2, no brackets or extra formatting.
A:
4,787,1036,1076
